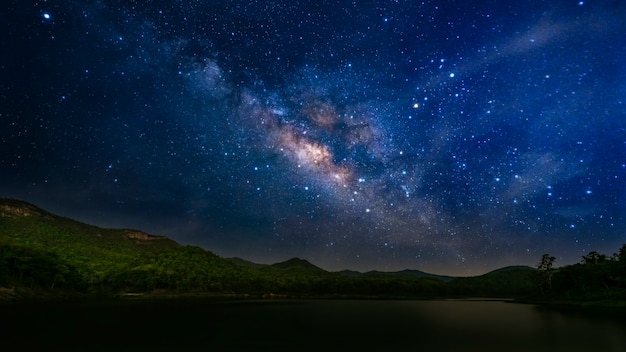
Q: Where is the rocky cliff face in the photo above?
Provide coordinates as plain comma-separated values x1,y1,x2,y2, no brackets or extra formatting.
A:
0,198,180,250
0,200,46,218
124,230,167,242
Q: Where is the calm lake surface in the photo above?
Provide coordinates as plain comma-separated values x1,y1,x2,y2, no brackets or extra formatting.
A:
1,298,625,351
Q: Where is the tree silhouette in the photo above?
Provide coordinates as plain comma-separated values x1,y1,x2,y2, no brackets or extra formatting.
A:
616,244,626,263
533,254,556,295
581,251,607,265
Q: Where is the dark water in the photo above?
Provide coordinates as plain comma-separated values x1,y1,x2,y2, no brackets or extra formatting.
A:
1,298,625,351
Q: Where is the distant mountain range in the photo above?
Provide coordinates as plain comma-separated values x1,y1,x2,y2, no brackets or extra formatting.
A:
337,269,456,282
226,256,461,280
0,198,537,298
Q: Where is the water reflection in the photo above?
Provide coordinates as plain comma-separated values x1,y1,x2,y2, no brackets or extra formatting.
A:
1,299,624,351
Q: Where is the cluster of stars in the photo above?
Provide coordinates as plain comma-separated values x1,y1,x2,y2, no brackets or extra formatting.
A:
1,0,624,275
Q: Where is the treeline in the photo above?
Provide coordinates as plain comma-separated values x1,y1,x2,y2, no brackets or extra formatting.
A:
531,244,626,302
0,242,86,291
6,233,623,301
0,240,538,298
0,199,540,299
4,199,622,301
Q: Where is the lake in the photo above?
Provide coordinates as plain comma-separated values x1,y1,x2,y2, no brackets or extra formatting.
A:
1,298,625,351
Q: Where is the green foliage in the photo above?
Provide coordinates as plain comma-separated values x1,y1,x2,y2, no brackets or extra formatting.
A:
105,246,265,292
2,198,590,300
531,245,626,303
448,266,536,297
581,251,608,265
528,254,556,295
615,244,626,262
0,242,85,290
0,199,180,289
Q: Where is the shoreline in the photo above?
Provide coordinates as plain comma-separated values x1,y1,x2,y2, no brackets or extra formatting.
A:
510,296,626,313
2,285,624,313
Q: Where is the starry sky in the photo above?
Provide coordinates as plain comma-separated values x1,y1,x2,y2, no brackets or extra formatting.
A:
2,0,626,275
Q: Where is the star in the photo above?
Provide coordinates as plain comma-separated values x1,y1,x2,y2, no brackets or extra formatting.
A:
2,0,625,275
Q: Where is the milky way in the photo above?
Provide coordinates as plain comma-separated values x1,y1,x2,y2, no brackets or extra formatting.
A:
2,0,626,274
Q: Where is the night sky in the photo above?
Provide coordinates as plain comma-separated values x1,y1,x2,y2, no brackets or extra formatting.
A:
2,1,626,275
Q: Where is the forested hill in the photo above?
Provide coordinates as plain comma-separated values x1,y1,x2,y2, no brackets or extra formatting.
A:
0,198,180,252
0,198,250,294
0,198,546,300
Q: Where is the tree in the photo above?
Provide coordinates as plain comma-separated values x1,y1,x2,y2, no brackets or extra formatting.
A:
533,254,556,295
581,251,608,265
616,244,626,262
537,254,556,272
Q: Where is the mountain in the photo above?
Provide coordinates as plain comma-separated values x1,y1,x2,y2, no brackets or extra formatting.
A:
228,257,330,274
227,257,269,268
364,269,455,282
0,198,179,272
0,198,540,299
483,265,535,275
0,198,236,293
0,198,178,248
336,269,455,282
335,265,536,297
446,265,536,296
335,269,362,277
269,257,328,273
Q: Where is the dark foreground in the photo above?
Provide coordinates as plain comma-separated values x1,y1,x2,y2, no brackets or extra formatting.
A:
1,298,625,351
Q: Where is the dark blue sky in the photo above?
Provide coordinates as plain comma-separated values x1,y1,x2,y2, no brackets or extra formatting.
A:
2,0,625,275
